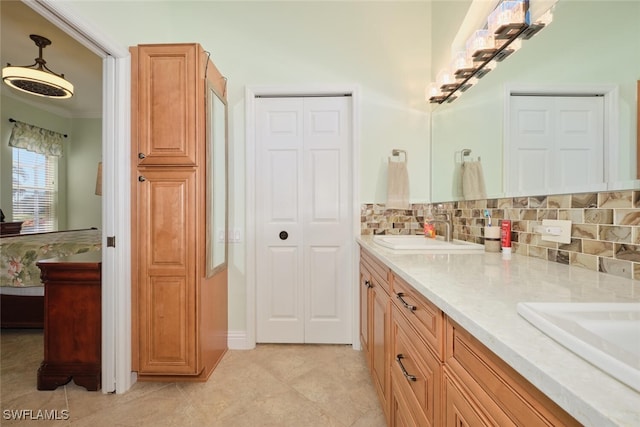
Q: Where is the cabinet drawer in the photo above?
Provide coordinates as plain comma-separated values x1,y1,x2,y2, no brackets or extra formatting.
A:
391,305,441,427
361,247,391,295
391,381,423,427
445,318,581,427
442,369,514,427
392,274,444,360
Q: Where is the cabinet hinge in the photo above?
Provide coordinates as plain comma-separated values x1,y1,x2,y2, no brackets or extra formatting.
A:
107,236,116,247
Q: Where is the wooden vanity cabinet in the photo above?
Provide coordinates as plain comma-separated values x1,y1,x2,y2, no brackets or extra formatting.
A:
360,247,392,422
131,43,228,380
359,246,582,427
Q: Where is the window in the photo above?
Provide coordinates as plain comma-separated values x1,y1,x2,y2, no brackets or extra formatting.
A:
12,147,58,233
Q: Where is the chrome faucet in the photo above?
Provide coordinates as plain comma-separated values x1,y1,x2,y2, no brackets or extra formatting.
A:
427,212,453,242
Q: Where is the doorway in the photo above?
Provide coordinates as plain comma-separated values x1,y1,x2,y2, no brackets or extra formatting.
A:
245,85,360,348
26,0,132,393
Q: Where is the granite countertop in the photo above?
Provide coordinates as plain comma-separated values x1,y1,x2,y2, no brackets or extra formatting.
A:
357,235,640,427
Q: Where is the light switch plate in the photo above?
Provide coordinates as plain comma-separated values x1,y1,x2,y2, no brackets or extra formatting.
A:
541,219,572,244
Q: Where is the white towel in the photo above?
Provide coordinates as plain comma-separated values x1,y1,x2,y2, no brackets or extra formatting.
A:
387,159,410,209
462,160,487,200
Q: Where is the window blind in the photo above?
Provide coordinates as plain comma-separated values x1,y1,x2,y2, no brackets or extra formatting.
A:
12,147,58,233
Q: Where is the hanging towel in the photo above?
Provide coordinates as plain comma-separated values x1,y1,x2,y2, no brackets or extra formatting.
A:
462,160,487,200
387,158,410,209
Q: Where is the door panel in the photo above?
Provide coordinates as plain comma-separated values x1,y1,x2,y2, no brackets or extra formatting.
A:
137,45,198,165
555,97,604,187
256,96,352,344
303,97,351,343
137,168,197,374
509,97,553,195
256,98,304,343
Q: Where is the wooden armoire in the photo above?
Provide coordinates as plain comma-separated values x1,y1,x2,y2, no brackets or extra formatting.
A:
130,43,228,381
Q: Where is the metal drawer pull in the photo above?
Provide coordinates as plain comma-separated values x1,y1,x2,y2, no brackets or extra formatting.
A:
396,354,417,382
364,280,373,289
396,292,417,311
138,152,146,159
138,175,146,182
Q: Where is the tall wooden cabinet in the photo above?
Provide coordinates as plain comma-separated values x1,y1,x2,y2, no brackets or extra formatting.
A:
131,43,228,380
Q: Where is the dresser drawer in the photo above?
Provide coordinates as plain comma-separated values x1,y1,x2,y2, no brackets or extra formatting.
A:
392,273,444,360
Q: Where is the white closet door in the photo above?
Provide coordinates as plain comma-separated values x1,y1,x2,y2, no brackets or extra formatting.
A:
508,95,604,195
255,96,352,344
555,97,605,188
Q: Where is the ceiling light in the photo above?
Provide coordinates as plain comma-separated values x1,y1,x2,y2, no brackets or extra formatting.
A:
2,34,74,99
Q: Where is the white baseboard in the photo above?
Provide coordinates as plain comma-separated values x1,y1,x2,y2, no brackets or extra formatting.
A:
227,330,255,350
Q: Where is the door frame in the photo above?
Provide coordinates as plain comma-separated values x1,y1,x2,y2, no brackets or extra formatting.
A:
504,83,618,196
27,0,133,393
244,85,361,350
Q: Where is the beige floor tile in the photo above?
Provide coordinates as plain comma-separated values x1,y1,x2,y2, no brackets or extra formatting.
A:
1,330,386,427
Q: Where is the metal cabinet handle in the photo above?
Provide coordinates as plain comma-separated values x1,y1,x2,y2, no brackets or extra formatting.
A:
396,354,417,382
138,152,146,159
396,292,417,311
363,280,373,289
138,176,146,182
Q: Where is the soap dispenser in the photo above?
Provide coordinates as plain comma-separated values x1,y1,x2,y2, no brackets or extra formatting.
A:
424,206,436,238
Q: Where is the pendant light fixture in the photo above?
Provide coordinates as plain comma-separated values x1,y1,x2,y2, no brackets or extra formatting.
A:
2,34,74,99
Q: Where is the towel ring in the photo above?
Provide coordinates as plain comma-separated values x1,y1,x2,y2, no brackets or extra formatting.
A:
392,149,407,163
460,149,480,163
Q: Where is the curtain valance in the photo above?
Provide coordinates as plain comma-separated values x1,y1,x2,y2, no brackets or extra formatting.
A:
8,119,66,157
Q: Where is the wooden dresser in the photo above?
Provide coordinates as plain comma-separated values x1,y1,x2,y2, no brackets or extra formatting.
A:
0,221,23,235
36,251,102,391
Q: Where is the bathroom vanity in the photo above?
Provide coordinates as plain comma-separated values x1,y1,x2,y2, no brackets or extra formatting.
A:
358,236,639,427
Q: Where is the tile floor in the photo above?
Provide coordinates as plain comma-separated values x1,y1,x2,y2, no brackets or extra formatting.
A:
1,329,386,426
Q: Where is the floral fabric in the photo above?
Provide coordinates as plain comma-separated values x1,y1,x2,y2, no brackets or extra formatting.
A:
0,229,101,287
8,120,65,157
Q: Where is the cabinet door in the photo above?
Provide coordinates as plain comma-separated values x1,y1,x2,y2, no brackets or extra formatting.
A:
371,281,390,420
137,168,198,374
443,372,495,427
391,378,421,427
359,260,371,361
135,44,199,166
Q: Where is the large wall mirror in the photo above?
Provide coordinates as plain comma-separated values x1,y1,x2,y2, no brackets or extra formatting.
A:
205,81,228,277
431,0,639,202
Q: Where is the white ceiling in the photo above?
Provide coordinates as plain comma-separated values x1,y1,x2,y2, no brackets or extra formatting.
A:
1,1,103,118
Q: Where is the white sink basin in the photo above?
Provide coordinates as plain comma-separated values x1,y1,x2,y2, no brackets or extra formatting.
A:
373,235,484,252
517,302,640,392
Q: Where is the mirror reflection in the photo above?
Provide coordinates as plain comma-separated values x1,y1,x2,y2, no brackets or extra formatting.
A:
206,82,228,277
431,0,639,202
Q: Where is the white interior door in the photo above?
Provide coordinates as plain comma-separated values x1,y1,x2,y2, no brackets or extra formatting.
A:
255,96,352,344
508,95,604,195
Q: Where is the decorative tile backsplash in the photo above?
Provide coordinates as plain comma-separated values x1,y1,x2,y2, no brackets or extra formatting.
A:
361,190,640,281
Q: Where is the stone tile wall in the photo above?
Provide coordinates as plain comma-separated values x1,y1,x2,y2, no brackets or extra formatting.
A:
361,190,640,281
